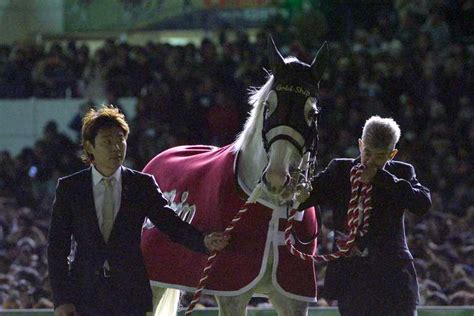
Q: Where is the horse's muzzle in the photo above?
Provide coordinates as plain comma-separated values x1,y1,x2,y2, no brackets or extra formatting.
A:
261,170,300,206
262,170,291,193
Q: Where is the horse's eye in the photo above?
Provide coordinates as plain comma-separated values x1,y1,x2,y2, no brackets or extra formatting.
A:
306,110,318,127
304,97,318,126
312,114,318,128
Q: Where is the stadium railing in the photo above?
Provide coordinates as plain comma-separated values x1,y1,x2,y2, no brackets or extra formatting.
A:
0,307,473,316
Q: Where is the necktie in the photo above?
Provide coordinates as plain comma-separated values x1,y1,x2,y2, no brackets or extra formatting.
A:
101,178,115,242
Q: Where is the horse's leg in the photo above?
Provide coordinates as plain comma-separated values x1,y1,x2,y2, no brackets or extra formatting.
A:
149,286,180,316
253,249,308,316
146,285,164,316
215,290,254,316
267,290,308,316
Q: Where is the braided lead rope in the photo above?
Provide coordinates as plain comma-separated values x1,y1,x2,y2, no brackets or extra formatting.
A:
184,184,263,315
358,183,373,236
284,164,373,262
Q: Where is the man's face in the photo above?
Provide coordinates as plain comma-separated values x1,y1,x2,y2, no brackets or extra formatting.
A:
359,139,397,169
86,125,127,176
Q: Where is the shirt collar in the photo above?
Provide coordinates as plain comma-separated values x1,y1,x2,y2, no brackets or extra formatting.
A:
92,165,122,186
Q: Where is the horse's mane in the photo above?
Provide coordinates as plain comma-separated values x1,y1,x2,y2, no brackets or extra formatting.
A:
233,75,274,153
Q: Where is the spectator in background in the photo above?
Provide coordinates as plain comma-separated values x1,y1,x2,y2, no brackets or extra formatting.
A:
6,209,46,248
66,42,90,98
129,46,153,96
421,7,451,52
397,11,420,49
32,44,72,98
82,48,109,100
68,99,97,142
104,43,135,97
207,88,241,146
0,47,33,98
0,152,17,196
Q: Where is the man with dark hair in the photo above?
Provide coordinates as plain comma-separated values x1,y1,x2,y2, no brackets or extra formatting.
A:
300,116,431,316
48,105,229,316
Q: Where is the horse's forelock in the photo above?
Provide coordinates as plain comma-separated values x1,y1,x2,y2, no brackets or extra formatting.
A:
233,75,274,153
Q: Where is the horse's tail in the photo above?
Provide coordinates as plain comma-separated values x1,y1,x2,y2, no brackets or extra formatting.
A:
154,288,180,316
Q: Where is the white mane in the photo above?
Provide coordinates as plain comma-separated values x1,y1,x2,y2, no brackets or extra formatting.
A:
233,75,274,153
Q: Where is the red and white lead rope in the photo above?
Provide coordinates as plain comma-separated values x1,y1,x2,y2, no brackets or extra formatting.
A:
285,164,373,262
185,164,372,314
184,184,263,315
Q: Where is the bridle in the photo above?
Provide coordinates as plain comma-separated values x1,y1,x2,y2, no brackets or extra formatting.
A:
261,89,321,200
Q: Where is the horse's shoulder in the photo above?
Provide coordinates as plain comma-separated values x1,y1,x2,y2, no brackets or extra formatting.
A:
159,145,220,158
143,144,234,181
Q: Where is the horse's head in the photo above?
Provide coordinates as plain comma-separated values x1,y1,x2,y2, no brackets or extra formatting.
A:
259,37,328,205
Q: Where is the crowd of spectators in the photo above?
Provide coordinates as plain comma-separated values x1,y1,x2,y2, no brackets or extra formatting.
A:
0,1,473,310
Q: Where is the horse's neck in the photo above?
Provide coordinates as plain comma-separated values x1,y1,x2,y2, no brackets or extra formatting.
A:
236,135,267,194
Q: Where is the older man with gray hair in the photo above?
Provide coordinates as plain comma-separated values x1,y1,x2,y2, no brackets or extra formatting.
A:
299,115,431,316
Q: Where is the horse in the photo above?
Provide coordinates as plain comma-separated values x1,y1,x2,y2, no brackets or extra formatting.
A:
141,38,328,316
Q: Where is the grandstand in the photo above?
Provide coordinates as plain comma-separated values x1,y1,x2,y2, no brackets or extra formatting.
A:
0,0,472,313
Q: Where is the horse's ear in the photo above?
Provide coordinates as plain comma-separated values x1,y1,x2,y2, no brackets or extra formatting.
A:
310,41,329,84
268,35,285,73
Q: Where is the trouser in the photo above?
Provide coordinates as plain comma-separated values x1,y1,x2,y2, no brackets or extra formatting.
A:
77,309,146,316
77,275,148,316
338,300,417,316
333,259,419,316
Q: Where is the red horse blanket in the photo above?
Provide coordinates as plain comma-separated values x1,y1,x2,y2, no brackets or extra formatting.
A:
141,144,318,301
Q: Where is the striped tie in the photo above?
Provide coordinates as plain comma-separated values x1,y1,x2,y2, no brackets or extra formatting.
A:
101,178,115,242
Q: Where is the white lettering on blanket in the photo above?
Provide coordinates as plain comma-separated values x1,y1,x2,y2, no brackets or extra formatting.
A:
143,189,196,230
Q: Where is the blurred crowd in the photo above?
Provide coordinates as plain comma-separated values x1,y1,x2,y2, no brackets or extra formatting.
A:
0,0,473,309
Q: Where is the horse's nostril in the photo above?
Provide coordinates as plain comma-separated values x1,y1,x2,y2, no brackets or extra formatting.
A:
263,169,291,193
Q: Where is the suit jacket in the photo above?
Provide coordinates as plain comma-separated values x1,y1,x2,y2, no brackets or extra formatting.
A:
300,158,431,308
47,166,208,311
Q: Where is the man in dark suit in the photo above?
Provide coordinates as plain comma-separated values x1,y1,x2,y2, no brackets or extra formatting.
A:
47,105,229,316
299,116,431,316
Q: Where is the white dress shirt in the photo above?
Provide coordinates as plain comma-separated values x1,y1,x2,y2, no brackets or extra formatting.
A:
92,165,122,230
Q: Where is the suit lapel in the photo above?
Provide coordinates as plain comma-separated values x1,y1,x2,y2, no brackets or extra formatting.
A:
119,167,132,213
106,167,134,242
77,167,106,245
